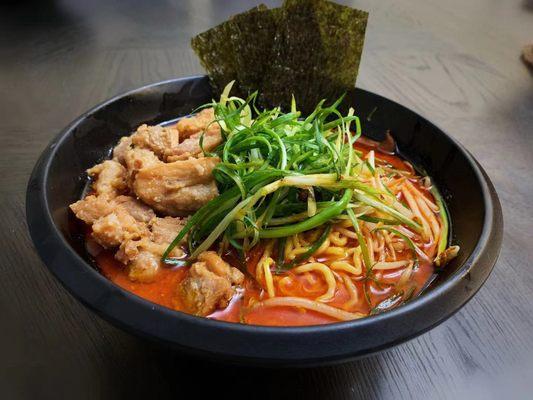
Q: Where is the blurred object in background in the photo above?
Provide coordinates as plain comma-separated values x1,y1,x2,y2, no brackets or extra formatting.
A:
522,44,533,68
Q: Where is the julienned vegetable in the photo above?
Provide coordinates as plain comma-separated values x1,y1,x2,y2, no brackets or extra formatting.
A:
163,82,424,265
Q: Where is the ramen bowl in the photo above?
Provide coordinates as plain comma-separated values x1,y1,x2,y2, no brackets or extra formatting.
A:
26,75,502,366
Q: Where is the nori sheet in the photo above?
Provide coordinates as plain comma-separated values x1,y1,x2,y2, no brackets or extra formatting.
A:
191,5,268,95
227,5,281,98
191,20,237,95
314,0,368,93
191,0,368,115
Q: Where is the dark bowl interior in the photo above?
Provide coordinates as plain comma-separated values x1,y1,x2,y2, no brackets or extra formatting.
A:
26,75,502,366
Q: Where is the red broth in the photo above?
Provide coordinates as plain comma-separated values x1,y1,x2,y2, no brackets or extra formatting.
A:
92,248,433,326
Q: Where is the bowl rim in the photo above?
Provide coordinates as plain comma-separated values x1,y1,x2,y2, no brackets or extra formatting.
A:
26,75,499,339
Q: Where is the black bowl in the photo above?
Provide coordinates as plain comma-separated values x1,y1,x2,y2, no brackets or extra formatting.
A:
26,75,502,367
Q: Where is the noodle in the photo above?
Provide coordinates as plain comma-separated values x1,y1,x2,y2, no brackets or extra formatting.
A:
386,176,406,192
278,276,294,296
290,247,310,257
397,261,414,287
330,260,361,276
420,193,440,213
292,263,336,302
255,297,365,321
231,132,453,323
315,237,331,256
401,185,431,241
375,231,385,254
352,247,363,275
382,230,397,260
256,241,275,298
413,192,440,240
404,179,439,212
329,230,348,246
284,238,294,260
263,257,275,298
365,232,374,264
373,260,410,270
391,198,415,219
341,274,359,309
190,155,441,321
323,246,347,258
336,226,358,239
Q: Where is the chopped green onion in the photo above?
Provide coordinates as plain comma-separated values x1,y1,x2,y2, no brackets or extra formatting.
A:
162,82,430,268
347,208,373,273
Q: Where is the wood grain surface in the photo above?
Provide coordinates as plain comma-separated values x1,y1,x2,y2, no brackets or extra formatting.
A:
1,1,532,399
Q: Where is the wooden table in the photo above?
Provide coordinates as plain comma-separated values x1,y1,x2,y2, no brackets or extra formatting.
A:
1,1,532,398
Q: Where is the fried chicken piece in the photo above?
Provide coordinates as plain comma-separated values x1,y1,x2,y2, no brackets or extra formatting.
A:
175,108,219,140
132,157,219,216
178,251,244,316
149,216,187,244
70,194,153,249
91,208,148,249
87,160,127,197
123,147,162,187
131,124,180,160
126,251,162,282
70,194,154,225
114,195,156,223
112,136,133,165
70,194,117,224
163,108,222,161
166,130,223,161
116,216,187,282
124,147,161,172
71,108,227,283
115,108,219,165
196,251,244,283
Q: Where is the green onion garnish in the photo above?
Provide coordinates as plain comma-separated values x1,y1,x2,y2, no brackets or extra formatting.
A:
162,83,424,266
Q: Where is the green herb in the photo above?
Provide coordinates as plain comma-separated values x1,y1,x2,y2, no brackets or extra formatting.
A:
363,280,373,307
162,84,422,265
346,208,373,273
358,215,399,225
354,191,423,232
430,185,449,256
276,237,287,267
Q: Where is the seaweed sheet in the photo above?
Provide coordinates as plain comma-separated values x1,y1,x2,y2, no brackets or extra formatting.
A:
191,0,368,115
229,5,281,98
191,5,268,95
314,0,367,94
261,0,326,113
266,0,368,113
191,20,237,95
